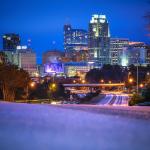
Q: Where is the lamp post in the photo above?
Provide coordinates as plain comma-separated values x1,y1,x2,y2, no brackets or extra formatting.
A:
136,54,139,94
26,82,35,102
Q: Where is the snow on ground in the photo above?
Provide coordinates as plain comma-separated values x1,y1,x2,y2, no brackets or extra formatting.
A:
0,102,150,150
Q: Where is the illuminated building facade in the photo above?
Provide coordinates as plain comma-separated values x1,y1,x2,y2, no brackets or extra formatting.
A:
42,50,64,64
2,45,38,76
110,38,129,65
3,33,20,51
64,25,88,61
44,63,64,74
18,46,37,76
3,51,20,66
88,14,110,65
64,62,93,77
127,42,147,65
146,46,150,64
42,50,64,76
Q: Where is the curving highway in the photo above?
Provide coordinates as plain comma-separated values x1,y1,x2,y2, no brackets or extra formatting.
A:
98,94,129,106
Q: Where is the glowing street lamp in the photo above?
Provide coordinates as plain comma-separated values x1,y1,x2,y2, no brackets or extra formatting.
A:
109,81,112,84
51,83,56,89
49,83,57,92
139,83,144,88
82,80,86,84
30,82,35,88
26,82,36,100
100,79,104,83
129,78,133,83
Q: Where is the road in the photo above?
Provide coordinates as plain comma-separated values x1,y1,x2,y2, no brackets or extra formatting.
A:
98,94,129,106
0,102,150,150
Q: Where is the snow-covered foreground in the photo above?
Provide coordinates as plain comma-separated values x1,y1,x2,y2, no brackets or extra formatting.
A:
0,102,150,150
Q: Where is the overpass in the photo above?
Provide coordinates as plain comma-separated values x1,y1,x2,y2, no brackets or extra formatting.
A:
63,83,125,87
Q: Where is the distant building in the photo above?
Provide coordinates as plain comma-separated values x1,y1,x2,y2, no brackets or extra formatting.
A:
127,42,147,65
146,45,150,64
3,33,20,51
3,45,37,76
42,50,64,76
18,47,37,76
64,24,88,61
3,50,19,66
88,14,110,65
64,62,94,78
42,50,64,65
110,38,129,65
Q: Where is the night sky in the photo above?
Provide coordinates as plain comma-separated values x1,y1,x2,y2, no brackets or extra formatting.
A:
0,0,150,64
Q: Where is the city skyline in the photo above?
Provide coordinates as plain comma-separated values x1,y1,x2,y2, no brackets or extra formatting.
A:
0,0,150,64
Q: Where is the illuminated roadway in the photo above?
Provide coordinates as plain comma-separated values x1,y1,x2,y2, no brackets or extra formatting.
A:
98,94,129,106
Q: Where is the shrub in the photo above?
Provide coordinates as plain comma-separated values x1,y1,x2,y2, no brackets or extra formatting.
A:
129,94,144,106
142,86,150,102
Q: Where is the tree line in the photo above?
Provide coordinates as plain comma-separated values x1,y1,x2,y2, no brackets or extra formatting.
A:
0,52,30,101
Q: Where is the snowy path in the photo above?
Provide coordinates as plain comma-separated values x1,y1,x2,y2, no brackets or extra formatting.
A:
0,102,150,150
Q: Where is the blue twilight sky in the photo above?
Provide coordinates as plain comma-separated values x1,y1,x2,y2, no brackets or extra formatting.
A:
0,0,150,64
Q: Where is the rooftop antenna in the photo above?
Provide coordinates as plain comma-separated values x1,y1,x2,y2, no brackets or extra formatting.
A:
52,40,56,50
27,38,31,49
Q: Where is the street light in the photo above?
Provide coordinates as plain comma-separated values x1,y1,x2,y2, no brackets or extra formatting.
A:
139,83,144,88
82,80,86,84
129,78,133,83
128,72,131,81
136,53,139,94
100,79,104,83
30,82,35,88
109,81,112,84
51,83,56,89
26,82,36,101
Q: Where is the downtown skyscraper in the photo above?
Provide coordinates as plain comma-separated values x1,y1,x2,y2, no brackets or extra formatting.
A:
3,33,20,51
64,24,88,62
88,15,110,65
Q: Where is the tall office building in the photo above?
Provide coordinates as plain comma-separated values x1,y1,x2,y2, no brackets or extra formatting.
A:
3,33,20,51
110,38,129,65
88,14,110,65
64,24,88,62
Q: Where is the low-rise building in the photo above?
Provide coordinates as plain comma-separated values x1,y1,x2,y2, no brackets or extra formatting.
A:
42,50,64,65
64,62,94,78
146,45,150,64
128,42,147,65
3,50,19,66
19,51,37,76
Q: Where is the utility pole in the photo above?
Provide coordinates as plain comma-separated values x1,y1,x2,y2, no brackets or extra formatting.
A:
136,54,139,94
137,64,139,93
